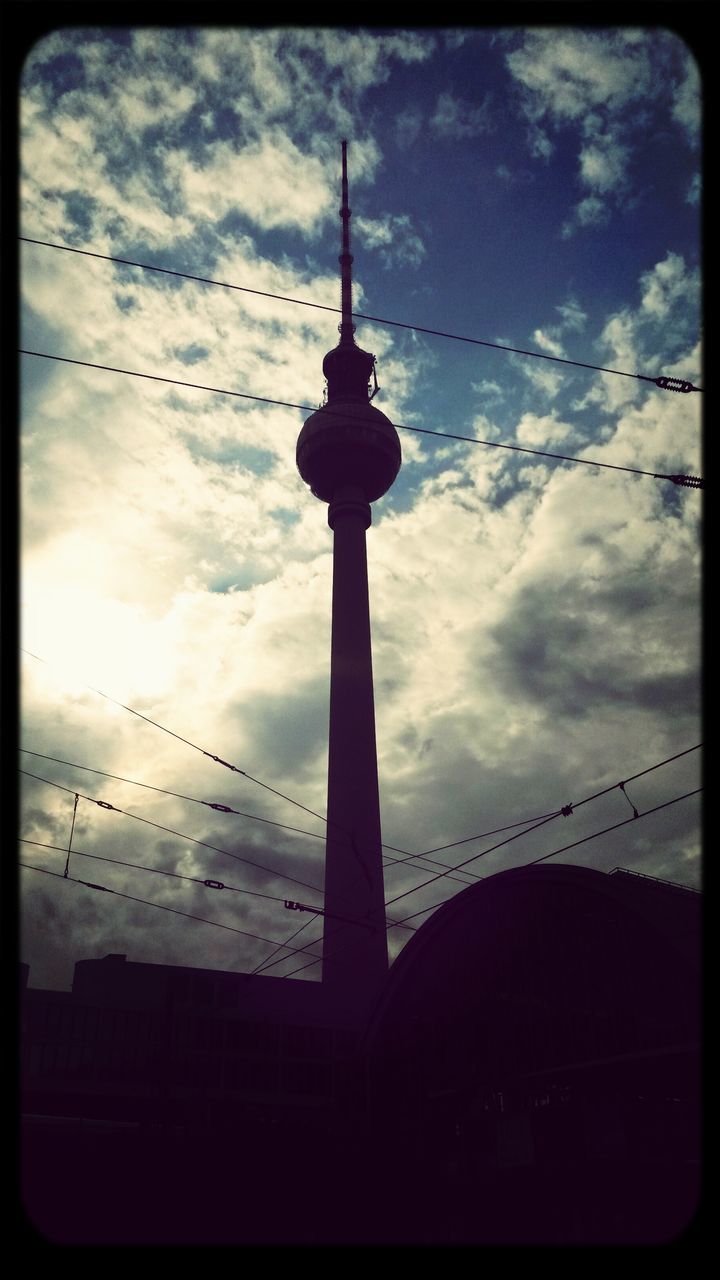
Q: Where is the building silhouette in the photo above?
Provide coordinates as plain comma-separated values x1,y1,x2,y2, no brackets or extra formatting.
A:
20,146,701,1245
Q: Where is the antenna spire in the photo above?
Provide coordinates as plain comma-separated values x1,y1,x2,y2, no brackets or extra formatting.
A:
339,139,356,344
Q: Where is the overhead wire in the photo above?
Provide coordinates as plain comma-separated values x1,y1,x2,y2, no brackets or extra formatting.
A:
20,836,300,907
272,785,702,979
18,747,410,862
19,350,702,489
20,768,325,898
21,648,341,835
412,742,701,859
383,746,702,910
19,236,703,393
19,862,324,961
20,774,414,934
395,786,704,927
20,748,328,845
254,745,701,978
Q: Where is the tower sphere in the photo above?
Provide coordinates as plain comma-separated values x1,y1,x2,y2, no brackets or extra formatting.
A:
296,140,401,507
297,398,401,504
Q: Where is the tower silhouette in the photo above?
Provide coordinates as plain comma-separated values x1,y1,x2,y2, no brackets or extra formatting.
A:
296,141,401,1009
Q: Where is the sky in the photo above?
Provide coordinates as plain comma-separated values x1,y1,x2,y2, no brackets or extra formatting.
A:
18,24,702,992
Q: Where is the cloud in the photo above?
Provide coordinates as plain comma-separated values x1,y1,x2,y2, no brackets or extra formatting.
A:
639,251,697,321
165,134,334,235
527,125,554,161
430,90,494,139
495,163,534,187
506,29,654,123
578,136,629,194
530,329,565,359
471,379,504,400
514,413,577,448
516,358,564,402
561,195,609,239
506,30,700,236
671,50,701,142
354,213,426,269
395,106,423,148
555,300,587,332
686,173,701,206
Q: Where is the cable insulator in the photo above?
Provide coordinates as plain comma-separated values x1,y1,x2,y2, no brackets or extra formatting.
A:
654,376,697,394
665,474,703,489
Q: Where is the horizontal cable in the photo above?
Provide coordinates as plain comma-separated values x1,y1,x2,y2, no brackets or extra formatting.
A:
19,837,296,906
18,747,412,862
397,787,703,927
20,862,324,960
19,236,703,392
258,747,702,977
20,768,325,898
21,648,341,835
19,748,327,845
383,811,561,911
20,837,399,933
276,786,702,977
414,742,701,858
19,350,703,488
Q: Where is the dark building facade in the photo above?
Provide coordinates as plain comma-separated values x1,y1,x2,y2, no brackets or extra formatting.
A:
21,863,700,1244
364,863,701,1243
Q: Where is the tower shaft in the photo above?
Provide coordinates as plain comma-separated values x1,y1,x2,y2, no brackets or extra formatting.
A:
295,142,401,1013
323,487,388,1000
339,139,356,345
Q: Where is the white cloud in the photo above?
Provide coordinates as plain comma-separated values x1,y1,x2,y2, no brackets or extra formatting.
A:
506,30,699,236
639,252,697,321
555,300,588,332
354,213,426,269
395,106,423,148
518,359,564,402
506,28,653,123
561,195,608,239
531,329,565,358
578,137,629,194
514,412,577,448
686,173,701,206
165,135,333,235
430,91,494,139
471,379,504,400
671,50,701,141
527,125,554,160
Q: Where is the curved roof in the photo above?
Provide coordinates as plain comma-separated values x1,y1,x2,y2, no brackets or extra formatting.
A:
365,862,700,1045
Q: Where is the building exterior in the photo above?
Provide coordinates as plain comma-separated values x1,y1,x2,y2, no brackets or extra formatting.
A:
21,863,700,1243
21,956,369,1243
363,863,701,1243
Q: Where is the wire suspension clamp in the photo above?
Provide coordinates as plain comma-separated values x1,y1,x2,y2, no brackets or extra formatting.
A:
619,781,639,819
653,376,700,394
64,792,79,878
203,751,247,776
656,473,703,489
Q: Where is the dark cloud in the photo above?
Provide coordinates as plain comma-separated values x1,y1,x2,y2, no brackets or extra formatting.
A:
489,578,700,721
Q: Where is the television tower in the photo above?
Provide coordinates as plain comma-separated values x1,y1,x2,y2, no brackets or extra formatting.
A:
296,141,401,1008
